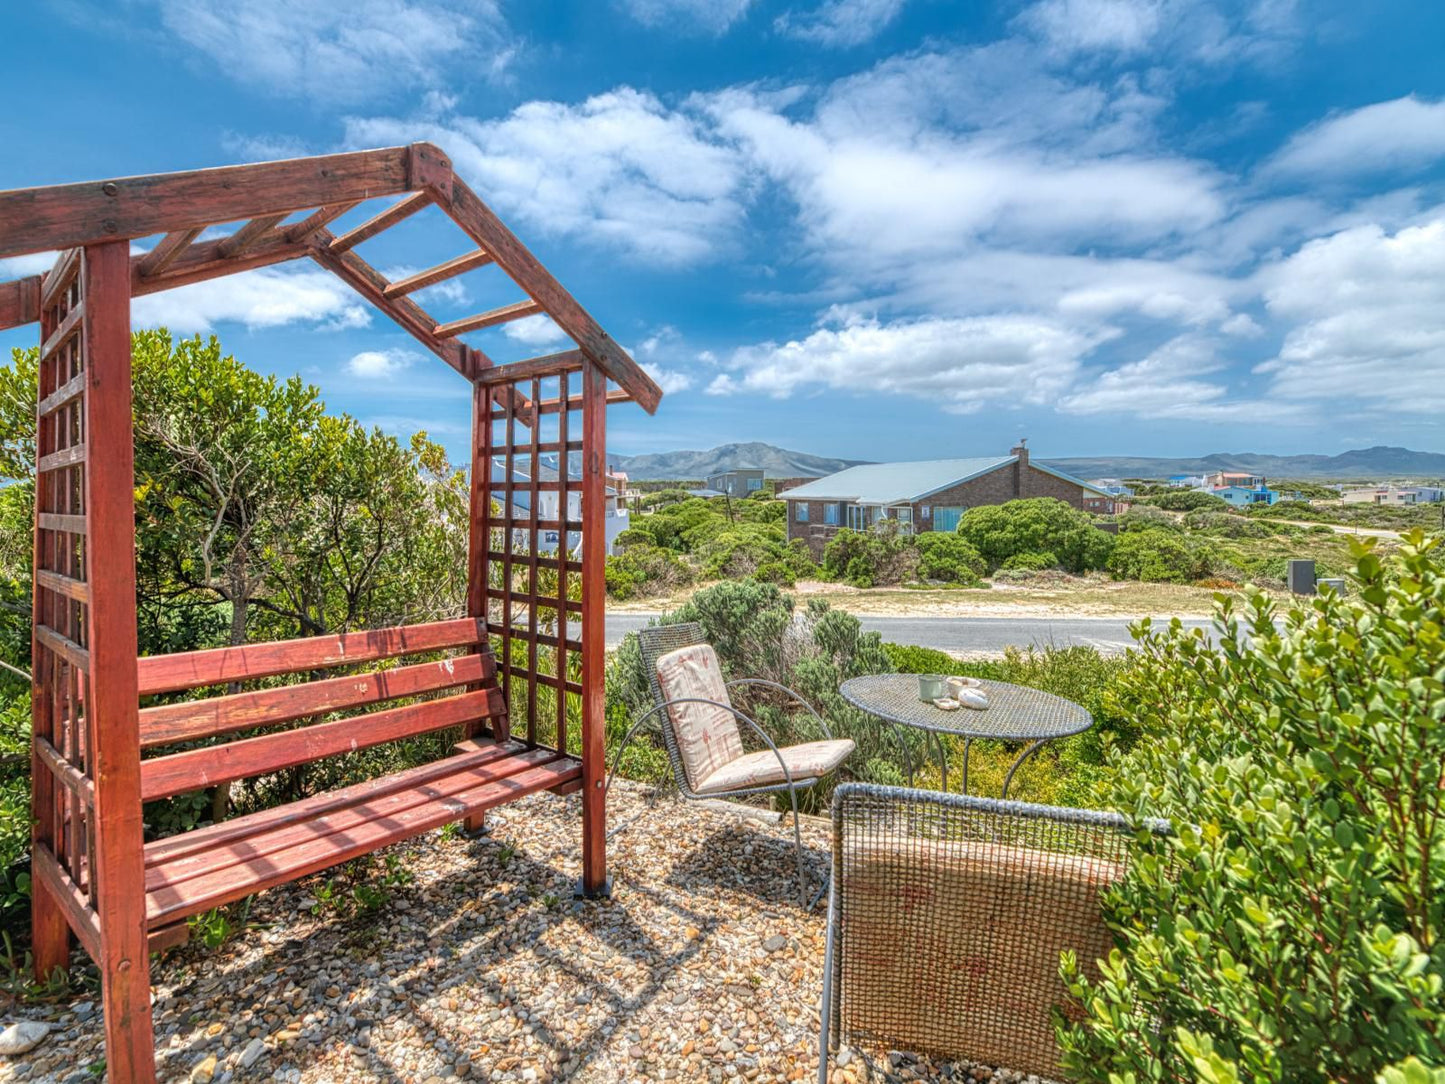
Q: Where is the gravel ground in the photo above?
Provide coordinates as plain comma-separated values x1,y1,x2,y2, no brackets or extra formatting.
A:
1,784,1014,1084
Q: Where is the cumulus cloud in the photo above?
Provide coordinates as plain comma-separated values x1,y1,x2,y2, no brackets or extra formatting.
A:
642,364,694,394
1016,0,1298,66
345,349,420,379
1256,216,1445,413
614,0,754,34
135,0,515,105
132,268,371,333
345,89,749,266
1266,96,1445,180
502,315,570,347
775,0,908,48
710,313,1107,413
1059,335,1250,419
1016,0,1162,55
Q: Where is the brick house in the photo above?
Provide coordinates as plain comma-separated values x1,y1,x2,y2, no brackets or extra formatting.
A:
783,443,1115,557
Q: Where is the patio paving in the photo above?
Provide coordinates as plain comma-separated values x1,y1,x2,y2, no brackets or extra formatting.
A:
1,784,1009,1083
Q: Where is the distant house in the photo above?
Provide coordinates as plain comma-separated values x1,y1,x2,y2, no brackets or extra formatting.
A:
705,468,766,498
1213,484,1278,507
493,456,630,555
1168,473,1206,488
1090,479,1135,498
782,443,1115,557
1342,485,1444,505
1210,470,1266,489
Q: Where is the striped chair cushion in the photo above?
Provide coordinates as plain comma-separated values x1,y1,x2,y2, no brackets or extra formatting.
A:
654,644,745,790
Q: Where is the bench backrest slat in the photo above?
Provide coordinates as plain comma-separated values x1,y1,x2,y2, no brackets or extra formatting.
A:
137,617,483,696
139,652,492,749
141,687,503,801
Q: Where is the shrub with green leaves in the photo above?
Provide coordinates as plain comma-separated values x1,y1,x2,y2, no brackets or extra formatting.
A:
1061,533,1445,1082
820,526,919,587
1146,489,1230,511
999,550,1060,572
915,532,987,584
604,543,694,600
1106,528,1213,583
957,498,1114,573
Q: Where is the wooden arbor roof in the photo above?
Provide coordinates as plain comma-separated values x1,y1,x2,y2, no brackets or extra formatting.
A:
0,141,664,413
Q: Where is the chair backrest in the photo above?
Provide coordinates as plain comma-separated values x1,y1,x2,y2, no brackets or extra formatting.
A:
652,642,746,790
637,621,706,712
825,782,1139,1080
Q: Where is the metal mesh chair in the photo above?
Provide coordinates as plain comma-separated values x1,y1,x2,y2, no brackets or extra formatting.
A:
607,621,851,905
819,782,1163,1081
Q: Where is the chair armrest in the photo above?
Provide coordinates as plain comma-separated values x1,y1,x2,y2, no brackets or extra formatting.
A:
724,678,835,739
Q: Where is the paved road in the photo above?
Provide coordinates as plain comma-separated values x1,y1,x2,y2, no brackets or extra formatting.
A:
605,612,1217,655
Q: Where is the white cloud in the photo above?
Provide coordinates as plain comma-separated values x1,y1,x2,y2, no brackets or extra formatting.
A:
1256,216,1445,413
642,363,694,395
775,0,907,48
220,131,311,163
132,267,371,333
140,0,513,105
614,0,754,34
1016,0,1162,55
1266,96,1445,180
345,89,749,266
346,349,420,379
0,253,60,279
710,313,1107,413
1059,335,1238,418
503,315,570,347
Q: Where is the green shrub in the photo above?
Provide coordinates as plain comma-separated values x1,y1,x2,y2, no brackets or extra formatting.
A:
1106,528,1213,583
1146,489,1229,511
821,526,919,587
604,544,693,600
957,498,1113,573
999,550,1059,572
1117,507,1183,533
1061,534,1445,1082
915,533,986,584
883,642,957,674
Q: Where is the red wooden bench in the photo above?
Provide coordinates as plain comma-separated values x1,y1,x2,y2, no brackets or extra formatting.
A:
123,617,581,950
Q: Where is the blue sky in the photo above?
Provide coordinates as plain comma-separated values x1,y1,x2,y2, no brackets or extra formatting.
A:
3,0,1445,466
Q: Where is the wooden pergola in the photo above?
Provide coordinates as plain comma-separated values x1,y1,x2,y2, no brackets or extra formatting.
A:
0,143,662,1082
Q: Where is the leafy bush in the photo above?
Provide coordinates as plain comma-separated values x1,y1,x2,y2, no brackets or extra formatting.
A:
883,642,958,674
999,550,1059,572
914,533,986,584
1106,528,1213,583
821,526,919,587
1146,489,1229,511
1117,507,1182,533
1061,534,1445,1082
1182,509,1274,538
957,498,1114,573
604,544,694,600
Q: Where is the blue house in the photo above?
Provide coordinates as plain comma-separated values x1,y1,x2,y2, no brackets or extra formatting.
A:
1214,484,1278,507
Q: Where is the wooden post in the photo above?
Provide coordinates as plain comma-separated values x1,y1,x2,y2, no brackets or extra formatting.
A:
81,241,156,1083
579,362,608,897
465,380,500,835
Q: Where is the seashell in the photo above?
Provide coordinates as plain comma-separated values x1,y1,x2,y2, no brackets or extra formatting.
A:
948,676,983,689
956,688,990,710
931,697,961,711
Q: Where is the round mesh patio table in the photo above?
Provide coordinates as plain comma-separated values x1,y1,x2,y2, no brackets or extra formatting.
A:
838,674,1093,797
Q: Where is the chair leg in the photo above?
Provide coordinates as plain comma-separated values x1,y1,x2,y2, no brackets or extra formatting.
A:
786,783,806,907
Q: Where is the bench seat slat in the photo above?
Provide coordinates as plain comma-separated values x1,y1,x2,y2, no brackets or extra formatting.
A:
139,652,494,749
140,687,502,800
144,744,581,925
145,743,548,893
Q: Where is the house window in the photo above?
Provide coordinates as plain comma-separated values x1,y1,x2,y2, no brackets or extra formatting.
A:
747,477,763,492
795,502,809,522
933,506,964,532
824,503,840,526
847,505,867,530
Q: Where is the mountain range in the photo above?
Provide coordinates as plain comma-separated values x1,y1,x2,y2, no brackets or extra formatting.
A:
608,442,865,480
609,443,1445,481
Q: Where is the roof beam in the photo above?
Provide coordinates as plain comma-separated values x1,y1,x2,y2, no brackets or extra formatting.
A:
436,181,661,414
283,202,362,243
136,228,204,279
383,250,492,298
434,299,544,339
0,145,424,259
0,275,41,331
217,213,288,258
131,236,310,296
473,349,585,386
328,192,431,254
